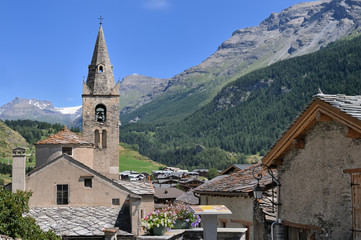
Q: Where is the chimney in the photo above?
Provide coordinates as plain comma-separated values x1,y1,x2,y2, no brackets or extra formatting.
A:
12,147,26,192
103,227,118,240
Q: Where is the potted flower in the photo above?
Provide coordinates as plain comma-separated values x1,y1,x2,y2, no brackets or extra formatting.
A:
142,209,175,235
171,204,201,229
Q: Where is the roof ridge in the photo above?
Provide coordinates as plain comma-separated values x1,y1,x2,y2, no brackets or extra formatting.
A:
34,128,93,145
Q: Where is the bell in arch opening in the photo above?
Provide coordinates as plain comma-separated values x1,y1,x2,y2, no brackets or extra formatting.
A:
95,104,106,123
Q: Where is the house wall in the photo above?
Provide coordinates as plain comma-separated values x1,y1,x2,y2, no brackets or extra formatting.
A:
278,121,360,239
200,195,253,240
130,195,155,235
27,156,127,207
35,144,94,169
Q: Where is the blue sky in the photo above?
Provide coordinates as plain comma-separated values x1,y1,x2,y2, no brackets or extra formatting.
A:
0,0,313,107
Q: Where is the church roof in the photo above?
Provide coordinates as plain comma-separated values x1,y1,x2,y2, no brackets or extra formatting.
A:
34,127,92,145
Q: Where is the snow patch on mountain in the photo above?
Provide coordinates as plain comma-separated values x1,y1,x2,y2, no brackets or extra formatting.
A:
28,100,52,110
56,106,82,115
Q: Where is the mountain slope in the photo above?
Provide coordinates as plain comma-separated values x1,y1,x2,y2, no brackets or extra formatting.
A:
120,0,361,123
119,34,361,169
119,74,169,114
0,121,27,157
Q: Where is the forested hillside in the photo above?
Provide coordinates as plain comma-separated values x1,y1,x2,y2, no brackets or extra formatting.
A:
4,120,64,145
119,35,361,170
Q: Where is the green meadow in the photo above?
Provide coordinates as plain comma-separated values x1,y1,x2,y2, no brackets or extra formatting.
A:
119,144,165,174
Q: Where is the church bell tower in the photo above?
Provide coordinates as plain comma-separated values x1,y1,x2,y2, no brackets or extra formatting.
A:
82,24,120,179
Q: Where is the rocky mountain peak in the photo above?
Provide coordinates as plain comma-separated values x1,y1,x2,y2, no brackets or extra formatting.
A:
119,0,361,123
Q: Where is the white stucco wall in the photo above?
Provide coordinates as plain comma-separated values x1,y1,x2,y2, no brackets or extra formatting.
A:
27,156,127,207
35,144,93,169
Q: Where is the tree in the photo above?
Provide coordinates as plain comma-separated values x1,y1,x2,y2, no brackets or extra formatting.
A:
207,168,219,180
0,188,60,240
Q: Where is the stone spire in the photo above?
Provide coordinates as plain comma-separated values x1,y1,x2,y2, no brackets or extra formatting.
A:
84,25,119,96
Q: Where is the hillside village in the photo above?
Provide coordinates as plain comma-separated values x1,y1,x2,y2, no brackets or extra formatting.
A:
3,0,361,240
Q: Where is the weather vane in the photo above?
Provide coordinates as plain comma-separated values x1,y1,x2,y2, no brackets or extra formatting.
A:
98,16,104,25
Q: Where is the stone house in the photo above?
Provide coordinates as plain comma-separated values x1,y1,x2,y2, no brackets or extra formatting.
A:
262,94,361,240
194,165,276,240
11,24,155,238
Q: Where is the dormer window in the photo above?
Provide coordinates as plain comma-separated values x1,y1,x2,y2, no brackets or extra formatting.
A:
95,104,106,123
62,147,72,155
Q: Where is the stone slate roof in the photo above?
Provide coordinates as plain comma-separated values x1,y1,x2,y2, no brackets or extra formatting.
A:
115,180,154,195
316,93,361,120
35,127,92,145
233,164,253,170
27,206,133,237
154,187,185,199
175,190,199,205
194,164,276,197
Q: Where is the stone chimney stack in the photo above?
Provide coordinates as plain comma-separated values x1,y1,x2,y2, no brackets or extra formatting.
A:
12,147,26,193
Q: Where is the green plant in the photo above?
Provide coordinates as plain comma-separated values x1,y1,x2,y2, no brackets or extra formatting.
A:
0,188,60,240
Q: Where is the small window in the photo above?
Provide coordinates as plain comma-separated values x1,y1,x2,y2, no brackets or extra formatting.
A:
98,66,103,73
95,130,100,148
57,184,69,205
84,178,92,188
112,198,120,205
62,147,72,155
102,130,107,148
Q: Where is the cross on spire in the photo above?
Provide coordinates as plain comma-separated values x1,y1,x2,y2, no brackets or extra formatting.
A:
98,16,104,25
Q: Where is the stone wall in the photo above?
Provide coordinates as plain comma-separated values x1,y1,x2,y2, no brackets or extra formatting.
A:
278,121,360,239
82,95,119,179
0,235,15,240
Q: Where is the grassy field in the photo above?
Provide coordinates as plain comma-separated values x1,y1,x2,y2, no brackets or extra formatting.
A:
0,156,35,184
0,173,11,185
119,145,165,174
0,157,35,168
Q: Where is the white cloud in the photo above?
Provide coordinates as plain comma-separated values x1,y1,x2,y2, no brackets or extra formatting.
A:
143,0,170,10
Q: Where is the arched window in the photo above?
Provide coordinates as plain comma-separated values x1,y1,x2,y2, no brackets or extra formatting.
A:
98,65,104,73
94,130,100,148
102,130,107,148
95,104,106,123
